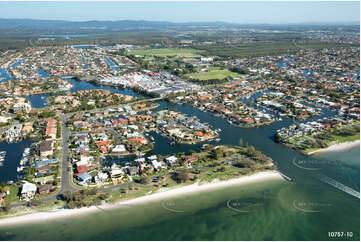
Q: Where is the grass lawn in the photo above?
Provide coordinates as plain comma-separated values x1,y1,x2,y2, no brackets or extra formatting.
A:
185,67,244,81
130,48,204,57
33,175,54,184
304,132,360,154
328,132,360,143
4,185,20,204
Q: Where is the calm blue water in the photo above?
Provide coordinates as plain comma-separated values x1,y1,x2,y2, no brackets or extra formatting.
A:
301,69,315,81
0,69,13,82
36,69,50,79
105,58,120,71
277,61,288,68
0,140,34,182
72,45,94,49
26,94,49,108
0,60,23,82
24,78,145,108
67,78,143,97
10,60,22,69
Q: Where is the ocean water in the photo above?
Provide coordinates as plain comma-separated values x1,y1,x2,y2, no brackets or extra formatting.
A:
0,154,359,241
312,144,360,190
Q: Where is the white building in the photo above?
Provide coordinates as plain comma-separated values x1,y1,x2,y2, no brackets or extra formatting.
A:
95,172,109,184
13,102,31,113
165,156,178,166
112,145,126,153
21,182,37,200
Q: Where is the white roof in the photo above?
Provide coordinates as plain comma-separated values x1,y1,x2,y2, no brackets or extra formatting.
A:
135,157,146,162
111,168,124,176
166,156,178,162
22,182,37,194
112,145,126,152
148,155,157,160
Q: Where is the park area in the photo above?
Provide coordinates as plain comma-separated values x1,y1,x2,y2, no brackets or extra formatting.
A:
185,67,244,81
129,48,204,57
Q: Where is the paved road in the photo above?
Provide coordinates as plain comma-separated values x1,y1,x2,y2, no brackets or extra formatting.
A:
59,114,78,194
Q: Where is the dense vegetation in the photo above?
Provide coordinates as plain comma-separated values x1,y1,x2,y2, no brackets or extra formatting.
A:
62,189,109,209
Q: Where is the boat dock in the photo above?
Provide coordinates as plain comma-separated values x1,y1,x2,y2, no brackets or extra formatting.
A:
17,147,31,173
0,151,6,166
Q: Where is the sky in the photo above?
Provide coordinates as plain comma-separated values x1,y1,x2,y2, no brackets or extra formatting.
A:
0,1,359,24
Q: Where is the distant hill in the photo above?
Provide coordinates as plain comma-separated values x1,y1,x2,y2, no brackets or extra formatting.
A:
0,18,240,31
0,18,358,32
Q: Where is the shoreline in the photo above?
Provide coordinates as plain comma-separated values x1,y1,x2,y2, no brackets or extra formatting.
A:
307,140,360,155
0,171,283,227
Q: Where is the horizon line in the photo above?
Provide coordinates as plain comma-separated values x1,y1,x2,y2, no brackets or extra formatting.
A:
0,17,359,26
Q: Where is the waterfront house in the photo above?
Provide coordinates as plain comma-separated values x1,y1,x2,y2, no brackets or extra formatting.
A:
33,158,58,168
95,171,109,184
22,122,34,134
76,165,88,174
126,166,139,176
40,140,53,158
45,118,57,139
38,184,53,195
165,156,178,166
21,181,37,200
77,172,92,183
13,102,31,113
112,145,126,153
110,168,123,184
184,156,198,165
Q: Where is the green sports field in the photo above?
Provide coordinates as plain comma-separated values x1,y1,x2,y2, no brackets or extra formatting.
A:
185,67,244,80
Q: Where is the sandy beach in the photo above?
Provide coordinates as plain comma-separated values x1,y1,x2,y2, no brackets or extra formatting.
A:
0,171,283,227
307,140,360,155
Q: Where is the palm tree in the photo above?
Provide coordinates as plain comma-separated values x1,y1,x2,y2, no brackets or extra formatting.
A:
239,138,243,147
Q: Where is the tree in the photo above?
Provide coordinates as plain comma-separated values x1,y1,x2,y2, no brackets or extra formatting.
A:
173,169,189,183
234,158,255,168
139,176,151,185
2,202,11,213
239,138,243,147
246,145,257,156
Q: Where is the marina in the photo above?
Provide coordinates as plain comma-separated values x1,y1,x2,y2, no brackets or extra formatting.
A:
17,147,32,174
